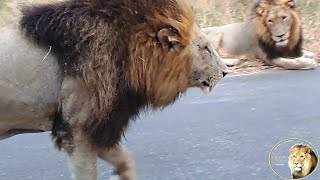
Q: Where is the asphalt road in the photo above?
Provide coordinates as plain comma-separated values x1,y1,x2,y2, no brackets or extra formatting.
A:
0,69,320,180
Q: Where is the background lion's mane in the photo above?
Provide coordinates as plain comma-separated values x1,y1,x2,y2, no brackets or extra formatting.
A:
20,0,195,148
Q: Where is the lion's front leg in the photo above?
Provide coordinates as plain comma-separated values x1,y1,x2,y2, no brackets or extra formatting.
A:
98,143,136,180
271,57,319,70
221,58,241,66
56,78,98,180
302,50,316,59
67,130,98,180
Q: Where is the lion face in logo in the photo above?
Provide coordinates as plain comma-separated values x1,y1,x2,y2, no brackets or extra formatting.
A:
288,144,318,179
290,149,308,172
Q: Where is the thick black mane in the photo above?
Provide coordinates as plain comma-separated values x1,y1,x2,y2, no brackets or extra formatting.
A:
20,2,120,76
19,0,191,148
258,30,303,60
20,1,147,148
21,3,81,74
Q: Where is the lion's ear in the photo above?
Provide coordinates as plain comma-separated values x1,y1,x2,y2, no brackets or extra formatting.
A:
284,0,296,8
256,2,269,16
289,147,294,154
305,147,311,154
157,27,181,51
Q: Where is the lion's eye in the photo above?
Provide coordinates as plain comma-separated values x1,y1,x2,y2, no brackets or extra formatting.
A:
300,155,304,158
282,16,288,20
268,19,273,23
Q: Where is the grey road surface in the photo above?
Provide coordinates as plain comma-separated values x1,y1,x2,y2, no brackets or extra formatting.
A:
0,69,320,180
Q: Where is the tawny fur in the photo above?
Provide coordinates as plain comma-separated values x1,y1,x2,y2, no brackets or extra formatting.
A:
0,0,227,179
19,0,209,148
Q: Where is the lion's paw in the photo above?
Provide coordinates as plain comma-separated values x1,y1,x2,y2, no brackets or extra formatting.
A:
302,50,316,59
222,58,241,66
297,57,319,69
109,170,120,180
110,174,120,180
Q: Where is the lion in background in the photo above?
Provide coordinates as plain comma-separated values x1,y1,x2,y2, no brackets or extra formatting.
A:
288,144,318,179
0,0,227,179
202,0,319,70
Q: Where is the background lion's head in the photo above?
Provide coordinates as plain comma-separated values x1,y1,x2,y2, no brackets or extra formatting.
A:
252,0,301,49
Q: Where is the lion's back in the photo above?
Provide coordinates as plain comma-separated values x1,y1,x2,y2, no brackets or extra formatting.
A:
203,22,259,56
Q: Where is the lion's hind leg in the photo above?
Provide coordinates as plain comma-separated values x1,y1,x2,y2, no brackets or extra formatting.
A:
203,27,242,67
98,143,136,180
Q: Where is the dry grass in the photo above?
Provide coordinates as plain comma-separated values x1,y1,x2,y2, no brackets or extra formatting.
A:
1,0,319,74
189,0,250,27
189,0,320,27
1,0,318,39
0,0,54,27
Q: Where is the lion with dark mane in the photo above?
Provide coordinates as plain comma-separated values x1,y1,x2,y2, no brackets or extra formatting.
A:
203,0,319,70
0,0,227,179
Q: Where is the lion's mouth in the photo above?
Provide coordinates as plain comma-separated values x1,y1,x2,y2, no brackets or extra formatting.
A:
275,39,288,47
294,164,302,171
294,167,302,171
192,75,224,94
200,81,214,94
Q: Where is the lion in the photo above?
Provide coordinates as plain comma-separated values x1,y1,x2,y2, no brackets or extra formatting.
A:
202,0,319,70
288,144,318,179
0,0,227,179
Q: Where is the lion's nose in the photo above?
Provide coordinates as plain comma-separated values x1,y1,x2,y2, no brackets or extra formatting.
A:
222,71,228,77
295,162,299,165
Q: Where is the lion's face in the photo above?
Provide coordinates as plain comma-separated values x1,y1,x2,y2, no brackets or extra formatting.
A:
254,0,301,49
266,6,293,47
128,3,227,107
288,146,312,172
189,26,228,93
